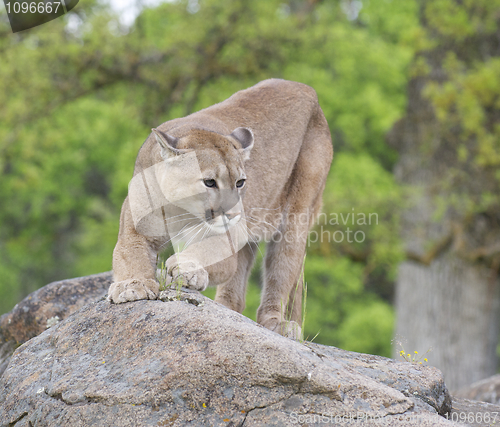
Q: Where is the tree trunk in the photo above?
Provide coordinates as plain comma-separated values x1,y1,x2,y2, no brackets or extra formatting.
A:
388,0,500,390
394,258,500,391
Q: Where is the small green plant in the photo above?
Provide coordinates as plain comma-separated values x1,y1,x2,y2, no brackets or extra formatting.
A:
282,255,320,344
301,282,320,344
158,259,169,291
171,276,184,300
157,258,185,300
394,337,431,365
399,349,430,364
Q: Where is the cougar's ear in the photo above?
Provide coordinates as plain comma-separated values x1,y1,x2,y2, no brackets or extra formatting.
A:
152,128,180,159
229,127,254,161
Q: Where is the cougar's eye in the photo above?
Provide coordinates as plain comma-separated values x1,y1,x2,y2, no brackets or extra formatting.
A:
236,179,246,188
203,179,217,188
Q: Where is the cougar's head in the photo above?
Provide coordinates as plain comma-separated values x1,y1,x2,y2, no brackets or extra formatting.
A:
152,127,254,235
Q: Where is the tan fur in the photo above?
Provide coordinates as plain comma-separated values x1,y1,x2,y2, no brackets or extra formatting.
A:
108,79,333,339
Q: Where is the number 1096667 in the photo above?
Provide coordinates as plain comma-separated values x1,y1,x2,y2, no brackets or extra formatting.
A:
5,2,62,14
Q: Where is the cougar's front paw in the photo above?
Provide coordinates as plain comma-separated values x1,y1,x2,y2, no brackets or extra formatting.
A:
165,257,209,291
107,279,159,304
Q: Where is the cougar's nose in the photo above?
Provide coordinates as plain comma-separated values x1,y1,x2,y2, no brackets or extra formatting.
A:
205,209,214,221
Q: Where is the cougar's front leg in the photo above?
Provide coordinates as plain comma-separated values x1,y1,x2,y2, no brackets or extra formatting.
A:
164,229,240,292
164,253,209,292
214,243,257,313
164,250,238,292
108,199,160,304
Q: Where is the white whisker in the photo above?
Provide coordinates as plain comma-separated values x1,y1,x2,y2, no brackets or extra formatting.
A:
164,216,199,227
182,223,206,250
159,221,199,250
245,216,281,235
163,211,196,220
248,206,282,212
237,222,264,258
200,222,212,242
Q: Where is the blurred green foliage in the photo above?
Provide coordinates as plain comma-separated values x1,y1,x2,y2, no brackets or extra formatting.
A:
0,0,425,356
420,0,500,220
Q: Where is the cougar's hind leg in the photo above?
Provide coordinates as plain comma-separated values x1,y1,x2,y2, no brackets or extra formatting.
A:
214,242,257,313
257,211,311,339
257,110,332,339
284,191,323,325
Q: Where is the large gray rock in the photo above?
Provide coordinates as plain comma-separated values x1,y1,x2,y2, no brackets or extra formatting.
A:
0,288,459,426
450,397,500,427
0,272,112,376
455,374,500,405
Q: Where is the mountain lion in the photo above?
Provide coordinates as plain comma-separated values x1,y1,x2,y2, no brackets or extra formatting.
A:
108,79,333,339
